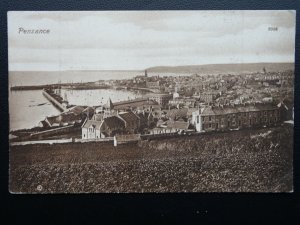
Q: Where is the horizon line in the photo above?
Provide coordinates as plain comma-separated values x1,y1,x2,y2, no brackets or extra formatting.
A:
9,61,294,72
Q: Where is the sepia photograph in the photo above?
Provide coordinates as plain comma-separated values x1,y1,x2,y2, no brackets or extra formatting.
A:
8,10,295,193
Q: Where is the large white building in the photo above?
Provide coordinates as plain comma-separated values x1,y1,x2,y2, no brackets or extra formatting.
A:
81,120,103,139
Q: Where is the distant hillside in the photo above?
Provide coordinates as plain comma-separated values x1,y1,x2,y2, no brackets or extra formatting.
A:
146,63,294,74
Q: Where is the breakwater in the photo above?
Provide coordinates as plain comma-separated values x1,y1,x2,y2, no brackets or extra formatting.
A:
11,84,62,91
11,83,111,91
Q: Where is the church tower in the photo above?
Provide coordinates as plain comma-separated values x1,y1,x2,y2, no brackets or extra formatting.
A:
103,98,114,118
105,98,114,110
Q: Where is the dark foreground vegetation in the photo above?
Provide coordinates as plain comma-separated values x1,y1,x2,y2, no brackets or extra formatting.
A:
9,125,293,193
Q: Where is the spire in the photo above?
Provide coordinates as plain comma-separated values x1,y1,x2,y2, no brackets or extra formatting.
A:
105,98,114,109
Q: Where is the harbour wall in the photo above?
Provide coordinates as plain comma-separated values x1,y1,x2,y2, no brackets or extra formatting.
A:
42,89,66,112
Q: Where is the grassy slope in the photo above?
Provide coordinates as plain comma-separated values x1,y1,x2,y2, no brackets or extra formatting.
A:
9,126,293,193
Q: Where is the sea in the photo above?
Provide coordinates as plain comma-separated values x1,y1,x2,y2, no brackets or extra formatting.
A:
9,70,180,131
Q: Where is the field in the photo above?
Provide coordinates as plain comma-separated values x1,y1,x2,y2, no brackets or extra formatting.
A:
9,125,293,193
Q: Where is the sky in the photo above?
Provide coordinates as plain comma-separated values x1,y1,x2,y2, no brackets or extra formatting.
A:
8,10,296,71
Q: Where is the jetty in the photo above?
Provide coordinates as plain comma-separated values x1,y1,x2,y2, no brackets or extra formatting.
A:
42,88,69,112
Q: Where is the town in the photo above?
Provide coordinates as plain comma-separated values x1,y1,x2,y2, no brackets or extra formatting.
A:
8,10,295,195
10,68,294,144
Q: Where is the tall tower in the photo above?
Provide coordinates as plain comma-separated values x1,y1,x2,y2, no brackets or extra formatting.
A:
263,67,267,74
145,70,148,77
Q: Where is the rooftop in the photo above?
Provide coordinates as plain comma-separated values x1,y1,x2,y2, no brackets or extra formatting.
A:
167,120,189,130
103,116,125,129
200,103,278,115
82,120,103,129
118,111,140,123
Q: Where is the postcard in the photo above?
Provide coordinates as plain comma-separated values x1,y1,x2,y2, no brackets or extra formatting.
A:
8,10,295,193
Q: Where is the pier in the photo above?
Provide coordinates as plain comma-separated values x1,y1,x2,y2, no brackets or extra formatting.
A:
42,88,68,112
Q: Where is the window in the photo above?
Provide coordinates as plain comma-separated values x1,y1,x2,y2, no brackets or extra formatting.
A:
197,115,199,123
209,124,212,128
209,116,212,121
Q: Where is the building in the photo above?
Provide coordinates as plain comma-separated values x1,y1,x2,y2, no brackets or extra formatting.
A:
95,98,118,118
192,103,281,132
173,91,180,99
118,111,140,133
81,120,103,139
113,98,158,110
149,120,189,134
166,120,190,133
199,91,220,104
149,93,172,107
277,99,294,121
137,111,155,129
166,108,188,121
39,112,82,128
146,81,160,89
100,116,126,136
199,92,217,104
168,97,196,108
82,116,126,139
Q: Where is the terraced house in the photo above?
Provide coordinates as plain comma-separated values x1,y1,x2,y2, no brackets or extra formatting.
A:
192,103,281,132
